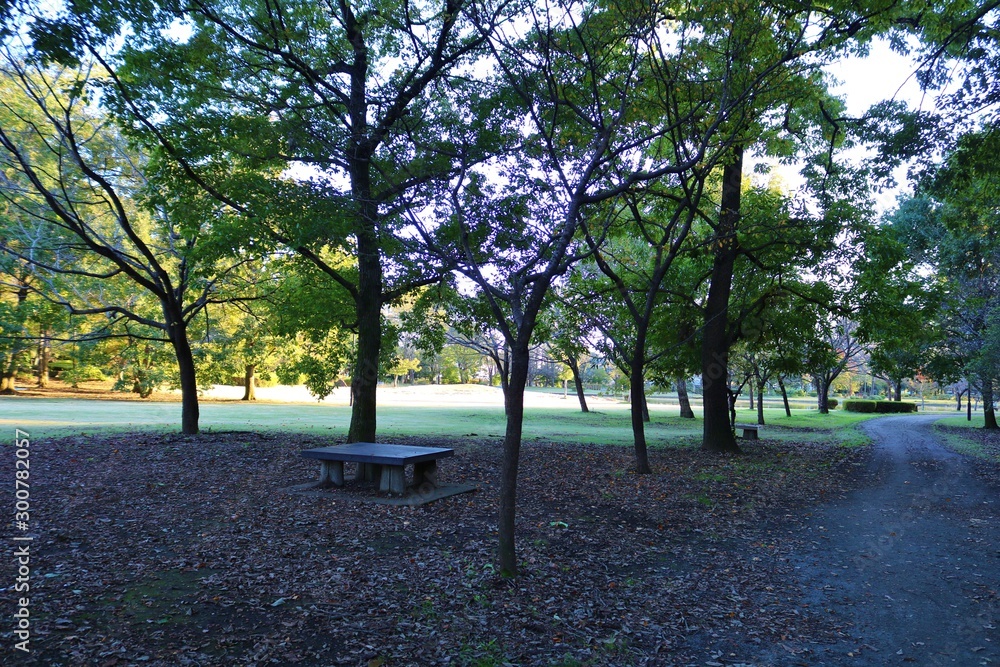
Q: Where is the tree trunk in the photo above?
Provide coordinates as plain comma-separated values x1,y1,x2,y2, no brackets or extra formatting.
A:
500,347,511,416
242,363,257,401
701,150,743,454
956,387,964,411
757,382,765,426
983,379,998,430
348,228,382,443
169,318,200,435
498,341,531,576
567,356,589,413
748,381,755,410
894,380,902,402
778,377,791,417
629,357,652,474
676,376,695,419
817,379,831,415
968,387,973,421
37,332,49,387
0,355,15,394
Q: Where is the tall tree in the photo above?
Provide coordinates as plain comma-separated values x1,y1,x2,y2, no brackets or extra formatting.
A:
686,0,911,452
890,129,1000,429
572,185,702,472
12,0,512,442
0,52,258,433
809,317,865,414
418,0,751,574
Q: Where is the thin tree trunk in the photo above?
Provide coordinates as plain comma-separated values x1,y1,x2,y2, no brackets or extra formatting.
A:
498,342,530,576
757,382,765,425
568,356,588,413
728,388,738,429
984,379,998,430
676,376,695,419
894,380,902,402
242,363,257,401
748,380,755,410
701,150,743,454
779,377,791,417
499,347,511,417
629,356,652,474
37,332,49,387
968,387,973,421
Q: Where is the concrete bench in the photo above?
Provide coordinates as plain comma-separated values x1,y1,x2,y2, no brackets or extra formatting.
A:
301,443,454,495
734,423,760,440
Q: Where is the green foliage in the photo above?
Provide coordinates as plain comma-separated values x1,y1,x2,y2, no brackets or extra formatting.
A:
60,365,106,385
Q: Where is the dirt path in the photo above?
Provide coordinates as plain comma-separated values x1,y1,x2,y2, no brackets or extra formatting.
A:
776,415,999,666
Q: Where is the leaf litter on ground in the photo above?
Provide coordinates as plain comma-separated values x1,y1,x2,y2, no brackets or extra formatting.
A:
0,429,882,666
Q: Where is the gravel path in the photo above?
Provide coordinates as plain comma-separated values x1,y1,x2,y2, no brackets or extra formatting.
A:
780,415,999,666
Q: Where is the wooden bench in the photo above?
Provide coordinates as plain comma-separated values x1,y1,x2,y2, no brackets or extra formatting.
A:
734,423,760,440
301,443,454,495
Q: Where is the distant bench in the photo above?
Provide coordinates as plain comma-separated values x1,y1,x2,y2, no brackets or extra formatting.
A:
734,423,760,440
301,443,454,495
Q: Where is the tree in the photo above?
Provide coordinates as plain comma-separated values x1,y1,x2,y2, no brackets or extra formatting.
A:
14,0,510,443
0,52,258,433
890,128,1000,429
570,186,702,471
687,0,909,453
416,0,760,574
809,317,865,414
543,298,592,413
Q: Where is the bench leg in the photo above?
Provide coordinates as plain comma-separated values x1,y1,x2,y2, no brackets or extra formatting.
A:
742,429,758,440
318,461,344,487
358,463,381,483
414,460,438,488
379,465,406,495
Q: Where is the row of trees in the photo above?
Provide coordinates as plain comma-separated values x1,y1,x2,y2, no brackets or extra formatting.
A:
3,0,999,574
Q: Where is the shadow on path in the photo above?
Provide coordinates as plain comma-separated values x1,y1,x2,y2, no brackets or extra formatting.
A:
783,414,998,666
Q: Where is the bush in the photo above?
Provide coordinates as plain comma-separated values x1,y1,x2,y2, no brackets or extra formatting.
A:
827,398,838,409
876,401,918,414
844,400,918,414
61,365,106,386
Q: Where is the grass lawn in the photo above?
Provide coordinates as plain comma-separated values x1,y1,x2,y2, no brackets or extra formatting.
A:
1,388,879,449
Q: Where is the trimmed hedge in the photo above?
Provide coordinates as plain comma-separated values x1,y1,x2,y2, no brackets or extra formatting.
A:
843,399,918,414
827,398,839,409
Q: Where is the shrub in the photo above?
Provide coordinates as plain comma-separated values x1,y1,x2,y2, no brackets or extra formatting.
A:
876,401,918,414
61,365,106,386
844,400,917,414
827,398,839,409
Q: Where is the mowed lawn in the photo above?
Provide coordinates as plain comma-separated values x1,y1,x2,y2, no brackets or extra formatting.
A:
0,384,884,447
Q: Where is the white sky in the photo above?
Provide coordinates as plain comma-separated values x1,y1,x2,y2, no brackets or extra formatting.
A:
761,38,942,213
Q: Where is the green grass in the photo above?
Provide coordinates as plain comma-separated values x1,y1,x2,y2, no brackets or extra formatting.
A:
933,414,987,429
932,414,997,461
730,406,881,446
0,396,875,449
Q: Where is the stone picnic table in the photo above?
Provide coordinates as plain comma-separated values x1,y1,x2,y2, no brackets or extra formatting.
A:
300,442,454,495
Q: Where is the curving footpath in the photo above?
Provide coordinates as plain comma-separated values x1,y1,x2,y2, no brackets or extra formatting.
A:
785,414,999,666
